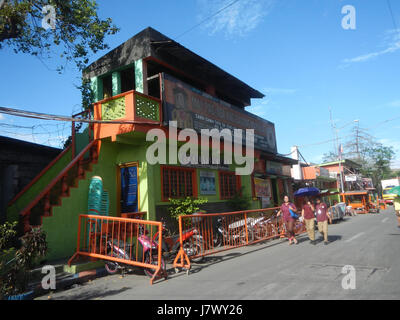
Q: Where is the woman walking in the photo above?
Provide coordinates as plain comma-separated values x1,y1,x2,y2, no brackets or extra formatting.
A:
302,197,316,245
277,195,298,245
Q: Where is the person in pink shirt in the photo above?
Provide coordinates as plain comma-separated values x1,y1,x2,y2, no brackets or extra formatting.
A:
277,195,298,245
315,197,331,245
302,197,316,245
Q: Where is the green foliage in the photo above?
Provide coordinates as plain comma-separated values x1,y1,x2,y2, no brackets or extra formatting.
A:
227,187,251,211
168,197,208,221
0,226,48,297
359,143,395,194
0,0,119,72
322,151,338,163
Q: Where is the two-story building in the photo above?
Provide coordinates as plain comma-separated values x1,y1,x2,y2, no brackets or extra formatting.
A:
7,27,296,260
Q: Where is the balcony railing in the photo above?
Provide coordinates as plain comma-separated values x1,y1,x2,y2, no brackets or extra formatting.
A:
93,90,161,140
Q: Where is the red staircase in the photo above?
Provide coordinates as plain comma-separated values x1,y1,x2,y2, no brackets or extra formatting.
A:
20,139,100,232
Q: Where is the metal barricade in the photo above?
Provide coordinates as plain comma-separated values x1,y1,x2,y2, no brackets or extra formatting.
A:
173,207,307,271
68,214,167,284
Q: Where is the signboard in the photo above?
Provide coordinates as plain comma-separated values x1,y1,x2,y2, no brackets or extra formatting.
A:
345,174,358,182
254,177,272,198
199,170,216,195
266,161,283,175
162,73,277,153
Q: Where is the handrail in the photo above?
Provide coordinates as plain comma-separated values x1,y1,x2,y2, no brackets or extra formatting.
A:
8,145,72,207
21,139,99,217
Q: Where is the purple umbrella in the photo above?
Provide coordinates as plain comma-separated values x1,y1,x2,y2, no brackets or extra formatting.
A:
294,187,320,197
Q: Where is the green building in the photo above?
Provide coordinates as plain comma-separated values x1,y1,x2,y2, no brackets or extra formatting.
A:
7,28,296,261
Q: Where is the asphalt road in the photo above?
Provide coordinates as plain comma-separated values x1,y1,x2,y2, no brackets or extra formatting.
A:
38,207,400,300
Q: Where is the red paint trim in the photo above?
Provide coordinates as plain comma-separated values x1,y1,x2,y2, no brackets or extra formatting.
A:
160,165,197,202
8,145,72,207
21,140,98,217
218,171,241,200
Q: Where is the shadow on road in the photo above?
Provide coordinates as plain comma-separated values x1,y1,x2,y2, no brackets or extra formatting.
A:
170,236,306,276
49,286,131,300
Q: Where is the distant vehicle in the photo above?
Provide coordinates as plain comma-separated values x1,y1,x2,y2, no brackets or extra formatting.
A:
329,202,346,222
382,178,400,205
340,190,380,214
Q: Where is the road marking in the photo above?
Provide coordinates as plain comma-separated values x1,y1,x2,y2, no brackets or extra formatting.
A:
345,232,365,243
382,218,388,223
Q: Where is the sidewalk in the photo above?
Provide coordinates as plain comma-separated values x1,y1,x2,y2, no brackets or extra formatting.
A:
29,258,107,298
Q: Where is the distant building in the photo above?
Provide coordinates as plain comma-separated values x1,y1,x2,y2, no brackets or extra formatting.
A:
315,159,366,191
0,136,61,222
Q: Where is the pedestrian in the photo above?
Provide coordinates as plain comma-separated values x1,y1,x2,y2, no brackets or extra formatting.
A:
302,197,316,245
277,195,298,245
315,197,331,245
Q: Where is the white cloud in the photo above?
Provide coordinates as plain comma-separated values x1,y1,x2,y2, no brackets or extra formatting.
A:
342,29,400,65
0,114,4,120
197,0,275,37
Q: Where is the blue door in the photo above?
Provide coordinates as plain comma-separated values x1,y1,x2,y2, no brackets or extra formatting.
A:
120,165,138,213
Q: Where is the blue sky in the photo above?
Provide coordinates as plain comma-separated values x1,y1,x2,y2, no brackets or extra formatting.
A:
0,0,399,167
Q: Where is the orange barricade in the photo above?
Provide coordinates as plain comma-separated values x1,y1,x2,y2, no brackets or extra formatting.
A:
173,207,307,271
68,214,167,285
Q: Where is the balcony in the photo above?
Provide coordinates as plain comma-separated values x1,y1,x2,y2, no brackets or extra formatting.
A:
93,90,161,141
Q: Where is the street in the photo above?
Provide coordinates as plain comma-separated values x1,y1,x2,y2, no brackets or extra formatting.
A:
38,207,400,300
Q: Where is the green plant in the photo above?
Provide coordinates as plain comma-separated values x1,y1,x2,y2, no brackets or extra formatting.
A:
0,226,48,298
168,197,208,221
227,187,251,211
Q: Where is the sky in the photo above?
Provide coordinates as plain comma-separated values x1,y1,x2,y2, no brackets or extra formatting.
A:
0,0,400,168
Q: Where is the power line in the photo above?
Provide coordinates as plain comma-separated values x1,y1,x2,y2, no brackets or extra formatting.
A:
387,0,399,34
175,0,242,39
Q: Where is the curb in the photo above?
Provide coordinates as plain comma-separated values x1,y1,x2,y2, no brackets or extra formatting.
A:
32,266,108,298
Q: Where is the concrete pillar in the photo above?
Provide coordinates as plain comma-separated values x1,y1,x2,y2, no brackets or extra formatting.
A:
91,77,103,102
112,72,121,96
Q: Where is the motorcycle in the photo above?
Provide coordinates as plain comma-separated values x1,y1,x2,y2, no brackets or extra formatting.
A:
153,218,204,264
104,224,166,279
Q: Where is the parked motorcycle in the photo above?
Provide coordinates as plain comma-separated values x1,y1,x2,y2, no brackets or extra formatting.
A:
104,225,166,279
153,218,204,264
213,216,254,247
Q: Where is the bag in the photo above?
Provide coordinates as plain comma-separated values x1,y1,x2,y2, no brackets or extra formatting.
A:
289,208,299,219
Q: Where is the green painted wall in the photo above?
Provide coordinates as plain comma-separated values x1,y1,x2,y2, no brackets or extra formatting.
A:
42,141,119,261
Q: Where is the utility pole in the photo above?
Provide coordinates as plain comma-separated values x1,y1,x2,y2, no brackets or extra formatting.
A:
355,119,360,159
329,107,345,193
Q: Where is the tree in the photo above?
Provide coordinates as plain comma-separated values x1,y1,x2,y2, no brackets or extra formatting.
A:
0,0,119,72
359,143,395,195
322,151,338,163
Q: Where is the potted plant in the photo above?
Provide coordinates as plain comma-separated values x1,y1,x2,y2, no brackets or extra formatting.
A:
168,197,208,229
0,224,48,300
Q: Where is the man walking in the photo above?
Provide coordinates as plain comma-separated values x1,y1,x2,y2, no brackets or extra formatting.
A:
315,197,331,245
302,197,316,245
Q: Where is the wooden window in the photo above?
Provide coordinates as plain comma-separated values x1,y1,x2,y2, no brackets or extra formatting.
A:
219,171,241,199
161,166,197,201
